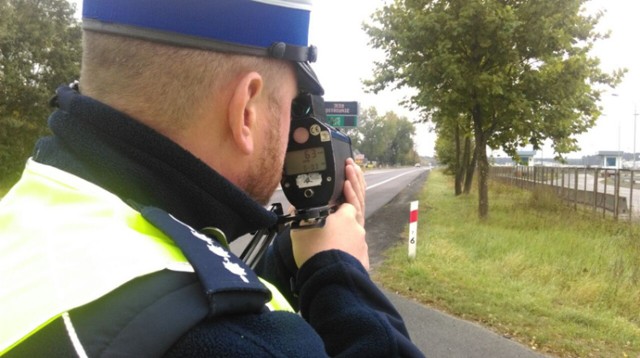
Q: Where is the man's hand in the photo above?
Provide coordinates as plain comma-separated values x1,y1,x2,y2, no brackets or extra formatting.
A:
343,158,366,226
290,159,369,269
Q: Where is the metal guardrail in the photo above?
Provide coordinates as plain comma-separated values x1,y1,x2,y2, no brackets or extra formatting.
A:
490,166,640,221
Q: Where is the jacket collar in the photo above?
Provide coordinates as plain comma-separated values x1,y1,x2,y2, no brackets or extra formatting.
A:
35,85,277,240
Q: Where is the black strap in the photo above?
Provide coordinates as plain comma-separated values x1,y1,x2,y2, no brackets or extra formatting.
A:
141,206,271,317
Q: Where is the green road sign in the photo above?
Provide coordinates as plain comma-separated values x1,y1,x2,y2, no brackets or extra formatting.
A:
325,101,359,128
327,115,357,128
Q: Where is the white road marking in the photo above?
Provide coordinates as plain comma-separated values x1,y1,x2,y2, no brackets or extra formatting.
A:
366,169,422,191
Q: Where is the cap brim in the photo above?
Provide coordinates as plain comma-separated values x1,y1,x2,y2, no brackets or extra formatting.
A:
295,62,324,96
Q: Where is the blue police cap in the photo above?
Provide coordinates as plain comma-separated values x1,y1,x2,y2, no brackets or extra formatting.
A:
82,0,324,95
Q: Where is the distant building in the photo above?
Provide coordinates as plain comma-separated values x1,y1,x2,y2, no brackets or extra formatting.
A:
516,150,537,166
598,151,623,169
353,149,365,165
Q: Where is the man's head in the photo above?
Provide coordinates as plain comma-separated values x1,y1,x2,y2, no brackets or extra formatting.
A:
79,0,323,204
81,0,323,97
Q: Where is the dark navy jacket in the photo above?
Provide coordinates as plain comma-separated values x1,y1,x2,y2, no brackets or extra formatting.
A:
7,86,424,357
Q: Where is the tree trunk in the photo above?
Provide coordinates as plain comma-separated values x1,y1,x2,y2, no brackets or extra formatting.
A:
454,124,463,196
477,146,489,219
460,135,471,194
472,106,489,219
463,142,477,194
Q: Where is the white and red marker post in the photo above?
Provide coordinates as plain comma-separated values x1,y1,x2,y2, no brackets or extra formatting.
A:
408,200,419,259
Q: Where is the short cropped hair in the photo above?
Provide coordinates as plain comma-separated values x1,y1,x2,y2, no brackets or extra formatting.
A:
80,31,294,132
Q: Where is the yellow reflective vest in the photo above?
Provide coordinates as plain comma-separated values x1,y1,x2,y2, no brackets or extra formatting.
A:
0,159,292,355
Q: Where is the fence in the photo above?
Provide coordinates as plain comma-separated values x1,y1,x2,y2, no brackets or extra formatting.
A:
490,166,640,221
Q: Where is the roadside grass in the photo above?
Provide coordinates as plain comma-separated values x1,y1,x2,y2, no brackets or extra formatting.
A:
374,170,640,357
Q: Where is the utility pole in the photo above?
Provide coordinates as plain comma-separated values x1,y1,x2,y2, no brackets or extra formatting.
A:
634,105,638,169
618,116,621,155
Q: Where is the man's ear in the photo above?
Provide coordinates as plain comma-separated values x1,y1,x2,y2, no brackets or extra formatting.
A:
227,72,264,155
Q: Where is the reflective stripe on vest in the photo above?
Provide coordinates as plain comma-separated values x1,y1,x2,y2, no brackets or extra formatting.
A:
0,159,293,354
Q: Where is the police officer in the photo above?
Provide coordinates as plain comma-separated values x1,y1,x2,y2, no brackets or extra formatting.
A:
0,0,424,356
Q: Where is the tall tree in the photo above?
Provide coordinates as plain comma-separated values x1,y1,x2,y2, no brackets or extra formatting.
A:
348,107,419,166
364,0,624,218
433,113,474,195
0,0,81,187
434,124,460,186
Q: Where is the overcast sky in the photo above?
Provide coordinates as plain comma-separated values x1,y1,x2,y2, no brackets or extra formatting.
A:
575,0,640,159
310,0,640,159
69,0,640,158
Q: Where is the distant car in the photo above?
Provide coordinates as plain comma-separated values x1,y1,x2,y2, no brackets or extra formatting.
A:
414,163,421,167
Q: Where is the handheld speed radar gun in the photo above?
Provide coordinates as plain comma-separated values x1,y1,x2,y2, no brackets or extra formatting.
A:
241,93,353,267
280,93,353,229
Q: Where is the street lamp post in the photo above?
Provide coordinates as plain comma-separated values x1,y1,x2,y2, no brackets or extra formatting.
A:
611,94,621,165
634,105,638,169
